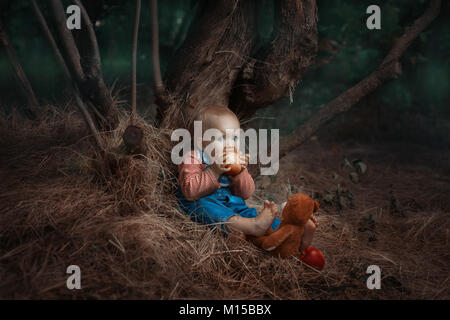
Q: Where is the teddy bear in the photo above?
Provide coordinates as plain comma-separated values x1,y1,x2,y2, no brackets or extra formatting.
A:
245,193,325,269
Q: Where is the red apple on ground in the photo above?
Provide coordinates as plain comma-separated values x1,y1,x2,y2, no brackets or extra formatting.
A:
298,247,325,270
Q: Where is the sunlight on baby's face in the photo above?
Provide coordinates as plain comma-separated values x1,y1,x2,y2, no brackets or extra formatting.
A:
202,113,241,161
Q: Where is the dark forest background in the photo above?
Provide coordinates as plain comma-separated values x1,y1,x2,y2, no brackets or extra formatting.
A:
0,0,449,300
1,0,449,145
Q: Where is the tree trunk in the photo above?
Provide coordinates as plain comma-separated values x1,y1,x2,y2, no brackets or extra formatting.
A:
160,0,255,129
30,0,104,149
131,0,141,122
123,0,147,155
150,0,164,98
229,0,318,120
151,0,167,125
74,0,119,130
48,0,118,131
159,0,318,129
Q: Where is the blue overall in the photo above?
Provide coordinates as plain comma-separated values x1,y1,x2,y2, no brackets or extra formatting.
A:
176,150,281,233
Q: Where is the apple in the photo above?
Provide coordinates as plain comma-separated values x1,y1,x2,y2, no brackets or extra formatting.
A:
224,151,242,176
298,247,325,270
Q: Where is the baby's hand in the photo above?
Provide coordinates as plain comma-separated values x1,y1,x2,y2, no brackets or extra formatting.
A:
238,153,249,170
208,157,231,178
224,151,249,168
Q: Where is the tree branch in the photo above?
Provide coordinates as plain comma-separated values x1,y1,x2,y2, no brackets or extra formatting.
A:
230,0,318,120
276,0,441,163
69,0,118,130
122,0,146,155
47,0,86,84
31,0,103,149
150,0,164,97
131,0,141,122
161,0,255,128
30,0,70,80
73,0,102,78
72,0,103,76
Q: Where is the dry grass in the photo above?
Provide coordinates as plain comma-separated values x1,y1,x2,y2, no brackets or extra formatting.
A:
253,138,450,299
0,107,449,299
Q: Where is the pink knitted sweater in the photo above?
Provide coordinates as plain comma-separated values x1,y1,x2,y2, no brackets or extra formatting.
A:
178,150,255,201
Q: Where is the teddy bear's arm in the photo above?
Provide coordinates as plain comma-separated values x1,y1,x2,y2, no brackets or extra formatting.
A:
261,225,296,251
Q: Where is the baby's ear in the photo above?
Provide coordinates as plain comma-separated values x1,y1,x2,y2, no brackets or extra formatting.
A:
313,201,320,212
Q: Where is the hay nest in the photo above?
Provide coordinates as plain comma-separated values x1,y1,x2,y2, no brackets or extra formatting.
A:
0,107,448,299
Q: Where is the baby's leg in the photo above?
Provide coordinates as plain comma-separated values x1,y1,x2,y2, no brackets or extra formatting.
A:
300,219,317,251
227,200,277,236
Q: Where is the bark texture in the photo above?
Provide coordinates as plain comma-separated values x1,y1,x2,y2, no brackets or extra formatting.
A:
31,0,104,149
160,0,255,128
48,0,118,130
160,0,318,129
230,0,318,120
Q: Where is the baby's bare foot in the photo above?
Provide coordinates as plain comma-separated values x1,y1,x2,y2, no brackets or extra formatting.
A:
253,200,278,236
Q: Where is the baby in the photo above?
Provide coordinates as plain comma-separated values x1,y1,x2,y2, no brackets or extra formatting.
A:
176,106,316,248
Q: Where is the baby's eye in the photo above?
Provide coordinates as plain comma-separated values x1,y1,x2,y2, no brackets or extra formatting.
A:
232,136,238,141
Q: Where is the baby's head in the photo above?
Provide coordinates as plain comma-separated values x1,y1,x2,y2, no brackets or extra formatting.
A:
193,106,241,159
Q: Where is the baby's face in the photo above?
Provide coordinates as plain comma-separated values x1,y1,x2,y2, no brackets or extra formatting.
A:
202,113,241,161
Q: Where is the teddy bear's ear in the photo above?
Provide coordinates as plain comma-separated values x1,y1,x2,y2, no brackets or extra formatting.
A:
313,201,320,212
